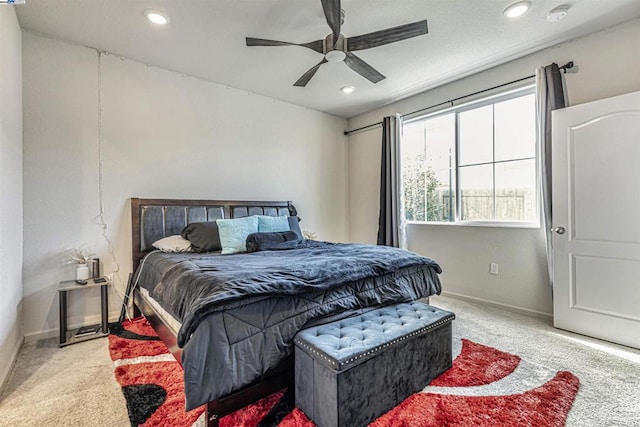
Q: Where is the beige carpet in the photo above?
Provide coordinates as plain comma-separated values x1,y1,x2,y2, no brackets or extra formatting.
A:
0,334,129,427
1,295,639,426
432,295,640,427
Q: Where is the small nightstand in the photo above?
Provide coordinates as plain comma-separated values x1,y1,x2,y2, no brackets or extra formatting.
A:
58,277,110,347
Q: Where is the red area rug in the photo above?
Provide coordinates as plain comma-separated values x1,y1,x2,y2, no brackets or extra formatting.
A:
109,317,579,426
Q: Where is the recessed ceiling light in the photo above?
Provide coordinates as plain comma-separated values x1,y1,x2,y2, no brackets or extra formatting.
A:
340,85,355,94
547,5,569,22
503,1,532,18
144,9,170,26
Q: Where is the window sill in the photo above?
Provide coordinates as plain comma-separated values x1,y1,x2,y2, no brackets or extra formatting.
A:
406,220,541,229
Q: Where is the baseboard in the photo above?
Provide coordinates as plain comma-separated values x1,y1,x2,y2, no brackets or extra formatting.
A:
0,336,24,396
24,328,60,343
24,310,120,343
437,291,553,321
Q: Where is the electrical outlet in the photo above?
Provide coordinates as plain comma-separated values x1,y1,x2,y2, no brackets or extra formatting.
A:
112,262,119,272
490,263,499,275
106,273,114,283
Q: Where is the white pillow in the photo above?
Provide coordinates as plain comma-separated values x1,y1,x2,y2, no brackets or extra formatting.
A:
152,235,192,252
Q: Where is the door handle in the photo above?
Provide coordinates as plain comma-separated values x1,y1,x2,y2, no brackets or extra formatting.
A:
551,226,566,235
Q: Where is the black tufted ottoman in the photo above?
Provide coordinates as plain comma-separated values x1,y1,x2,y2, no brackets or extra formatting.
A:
293,301,455,427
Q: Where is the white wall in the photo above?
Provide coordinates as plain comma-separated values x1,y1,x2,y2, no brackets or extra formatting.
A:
22,32,348,338
0,7,23,387
348,19,640,316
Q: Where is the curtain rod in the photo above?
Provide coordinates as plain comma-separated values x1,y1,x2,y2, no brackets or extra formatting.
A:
344,61,574,136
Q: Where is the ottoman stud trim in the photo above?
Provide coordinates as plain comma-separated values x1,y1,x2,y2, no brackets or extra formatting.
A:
335,314,454,369
294,313,455,371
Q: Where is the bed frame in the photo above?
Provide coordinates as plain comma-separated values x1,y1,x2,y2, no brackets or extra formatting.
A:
130,197,296,427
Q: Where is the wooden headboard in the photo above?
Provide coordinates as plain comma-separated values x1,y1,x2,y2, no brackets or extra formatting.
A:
130,198,295,271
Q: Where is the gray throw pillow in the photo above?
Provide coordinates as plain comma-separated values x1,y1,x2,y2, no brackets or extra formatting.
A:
180,221,222,252
246,231,300,253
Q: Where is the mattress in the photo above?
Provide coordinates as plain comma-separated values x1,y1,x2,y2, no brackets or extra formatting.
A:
138,286,181,335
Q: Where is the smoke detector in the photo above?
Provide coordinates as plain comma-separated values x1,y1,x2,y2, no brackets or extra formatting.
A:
547,5,570,22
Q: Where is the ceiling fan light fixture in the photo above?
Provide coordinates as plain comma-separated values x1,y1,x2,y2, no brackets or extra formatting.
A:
547,5,570,22
144,9,170,25
503,1,532,19
325,50,346,63
340,85,355,94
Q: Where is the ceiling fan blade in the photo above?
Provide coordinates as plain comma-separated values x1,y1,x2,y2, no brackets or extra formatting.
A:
321,0,341,43
294,59,328,87
246,37,324,54
344,52,385,83
300,40,325,54
347,20,428,51
246,37,293,47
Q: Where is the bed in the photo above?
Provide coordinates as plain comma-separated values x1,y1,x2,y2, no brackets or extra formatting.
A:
130,198,443,426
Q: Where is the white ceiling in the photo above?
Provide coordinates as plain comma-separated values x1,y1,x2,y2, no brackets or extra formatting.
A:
15,0,640,118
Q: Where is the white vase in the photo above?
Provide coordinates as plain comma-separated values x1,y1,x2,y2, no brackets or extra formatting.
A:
76,263,90,281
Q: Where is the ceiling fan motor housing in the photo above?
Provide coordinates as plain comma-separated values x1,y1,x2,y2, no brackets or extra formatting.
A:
323,33,346,55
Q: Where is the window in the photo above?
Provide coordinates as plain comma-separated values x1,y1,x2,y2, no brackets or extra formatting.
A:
402,86,538,225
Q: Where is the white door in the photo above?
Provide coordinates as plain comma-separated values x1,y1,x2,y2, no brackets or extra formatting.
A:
552,91,640,349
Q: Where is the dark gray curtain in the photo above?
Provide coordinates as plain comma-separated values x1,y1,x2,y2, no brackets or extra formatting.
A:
536,63,567,288
377,115,406,248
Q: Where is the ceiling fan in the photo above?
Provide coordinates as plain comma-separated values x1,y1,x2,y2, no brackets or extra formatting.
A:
246,0,428,87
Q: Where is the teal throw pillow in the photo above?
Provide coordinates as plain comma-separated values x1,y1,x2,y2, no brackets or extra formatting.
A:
257,215,290,233
217,216,260,254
